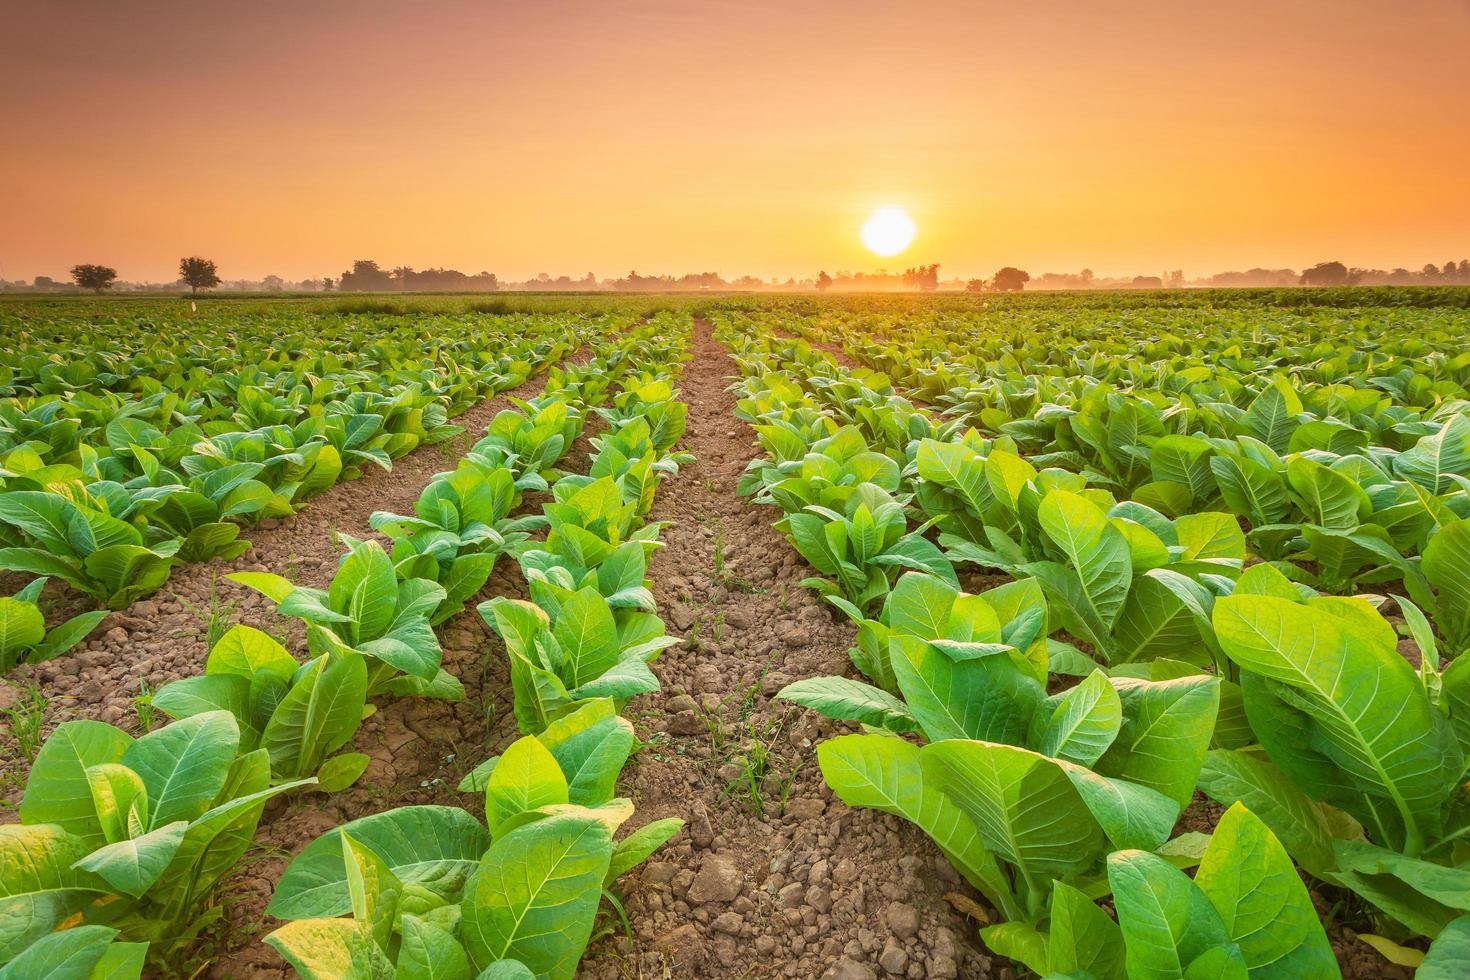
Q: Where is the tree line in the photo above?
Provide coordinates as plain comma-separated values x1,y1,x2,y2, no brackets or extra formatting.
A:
46,254,1470,295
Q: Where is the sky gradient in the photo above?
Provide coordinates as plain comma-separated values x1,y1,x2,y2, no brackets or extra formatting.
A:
3,0,1468,283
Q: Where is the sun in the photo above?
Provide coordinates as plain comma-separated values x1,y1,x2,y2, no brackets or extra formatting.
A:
861,206,916,257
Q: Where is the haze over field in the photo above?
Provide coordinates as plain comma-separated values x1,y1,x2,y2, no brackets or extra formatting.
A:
3,0,1468,283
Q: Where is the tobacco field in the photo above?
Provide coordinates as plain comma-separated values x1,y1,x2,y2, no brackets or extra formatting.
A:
4,287,1470,979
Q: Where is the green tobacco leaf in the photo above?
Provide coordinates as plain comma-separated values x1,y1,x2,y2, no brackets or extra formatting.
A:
1036,490,1132,634
0,596,45,662
818,733,1017,919
269,806,490,919
226,570,296,604
486,736,569,839
1028,669,1121,766
0,824,109,963
1097,675,1219,809
398,913,473,980
1049,879,1126,980
1197,749,1342,878
1420,914,1470,980
0,924,121,980
265,918,394,979
776,676,920,733
921,740,1104,882
891,634,1042,744
604,817,684,886
260,651,367,780
459,811,613,979
1214,593,1461,848
1195,803,1337,979
21,720,133,841
72,820,187,898
122,710,239,830
1108,849,1234,978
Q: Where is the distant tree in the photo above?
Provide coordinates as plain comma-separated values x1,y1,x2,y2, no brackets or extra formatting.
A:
991,267,1030,292
321,277,334,291
816,271,833,292
179,256,221,293
965,278,987,293
1165,269,1185,288
901,264,940,292
1080,268,1095,286
262,275,284,291
1300,261,1351,287
71,264,118,294
1132,275,1163,288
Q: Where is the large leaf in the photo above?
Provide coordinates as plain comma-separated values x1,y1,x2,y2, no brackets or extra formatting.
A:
921,740,1105,882
20,720,133,841
1035,490,1132,633
269,806,490,919
1195,803,1337,978
121,711,239,830
459,811,613,979
817,733,1017,918
1214,593,1461,849
1108,849,1237,978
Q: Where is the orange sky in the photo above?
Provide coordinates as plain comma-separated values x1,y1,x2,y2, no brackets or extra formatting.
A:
3,0,1468,283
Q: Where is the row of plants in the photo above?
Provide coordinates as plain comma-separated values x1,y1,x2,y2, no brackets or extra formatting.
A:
717,313,1470,976
0,309,638,622
257,313,697,978
780,306,1470,595
0,316,689,978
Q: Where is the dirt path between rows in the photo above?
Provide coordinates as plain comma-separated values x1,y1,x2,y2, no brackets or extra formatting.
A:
580,320,987,979
0,353,582,804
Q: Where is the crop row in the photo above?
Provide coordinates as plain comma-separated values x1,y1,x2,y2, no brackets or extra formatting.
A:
0,311,632,677
0,313,694,978
715,313,1470,977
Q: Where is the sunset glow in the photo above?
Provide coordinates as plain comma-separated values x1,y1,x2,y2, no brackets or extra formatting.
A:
1,1,1467,283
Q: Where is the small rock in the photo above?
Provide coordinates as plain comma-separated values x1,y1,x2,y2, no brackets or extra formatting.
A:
885,902,920,940
778,881,806,908
879,942,909,975
688,856,743,904
690,801,714,848
820,958,876,980
712,911,744,935
665,693,698,713
786,797,826,822
667,710,705,736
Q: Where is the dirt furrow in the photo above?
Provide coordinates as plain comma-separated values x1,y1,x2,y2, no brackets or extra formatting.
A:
0,356,580,800
583,321,986,979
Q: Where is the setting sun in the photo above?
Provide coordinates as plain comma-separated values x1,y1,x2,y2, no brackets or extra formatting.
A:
860,206,916,258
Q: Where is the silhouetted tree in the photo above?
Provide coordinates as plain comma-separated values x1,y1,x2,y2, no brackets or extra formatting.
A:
902,264,940,291
816,271,833,292
965,278,986,293
1300,261,1352,287
1132,275,1163,288
263,275,284,291
321,277,334,291
71,264,117,294
179,256,221,293
991,267,1030,292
